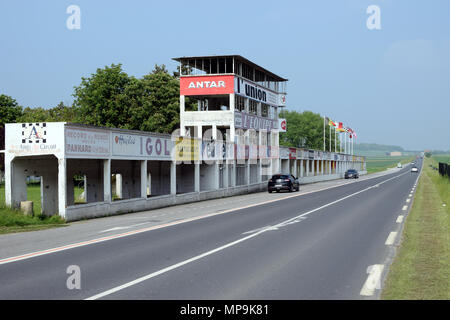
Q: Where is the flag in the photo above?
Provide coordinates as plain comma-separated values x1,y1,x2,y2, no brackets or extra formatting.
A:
337,122,346,132
328,118,336,127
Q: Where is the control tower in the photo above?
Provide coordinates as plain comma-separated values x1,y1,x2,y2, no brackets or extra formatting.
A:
173,55,288,182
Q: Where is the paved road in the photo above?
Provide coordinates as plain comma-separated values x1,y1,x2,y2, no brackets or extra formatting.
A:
0,160,422,299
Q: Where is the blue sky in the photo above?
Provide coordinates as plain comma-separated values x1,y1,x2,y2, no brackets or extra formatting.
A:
1,0,449,150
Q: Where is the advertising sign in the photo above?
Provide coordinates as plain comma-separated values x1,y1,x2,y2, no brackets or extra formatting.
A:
278,118,287,132
235,77,280,107
6,123,63,157
174,137,200,162
234,111,277,131
289,148,296,159
180,75,235,96
66,127,110,157
112,133,172,160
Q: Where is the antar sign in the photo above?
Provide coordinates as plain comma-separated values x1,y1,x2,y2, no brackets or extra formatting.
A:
180,75,234,96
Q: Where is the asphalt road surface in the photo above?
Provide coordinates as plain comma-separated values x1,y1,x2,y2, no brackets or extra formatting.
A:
0,159,422,300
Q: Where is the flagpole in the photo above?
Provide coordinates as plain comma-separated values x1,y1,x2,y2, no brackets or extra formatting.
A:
334,127,337,153
329,124,331,152
323,116,326,151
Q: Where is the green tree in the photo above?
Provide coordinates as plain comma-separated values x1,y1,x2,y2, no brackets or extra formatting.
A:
18,107,50,123
0,94,23,127
127,65,194,133
47,102,78,122
74,63,194,133
73,63,132,128
278,110,340,151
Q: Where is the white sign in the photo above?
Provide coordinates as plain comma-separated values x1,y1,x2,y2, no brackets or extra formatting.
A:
65,127,110,157
278,118,287,132
234,111,277,131
112,133,173,160
235,77,284,107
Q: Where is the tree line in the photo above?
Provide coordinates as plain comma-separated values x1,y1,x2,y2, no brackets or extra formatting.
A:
1,62,337,152
0,63,196,133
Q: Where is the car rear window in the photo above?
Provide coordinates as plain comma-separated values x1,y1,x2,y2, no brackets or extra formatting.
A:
272,175,289,179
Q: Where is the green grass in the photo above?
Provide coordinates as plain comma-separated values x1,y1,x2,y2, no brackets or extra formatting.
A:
432,154,450,164
382,157,450,299
365,156,415,174
0,183,66,234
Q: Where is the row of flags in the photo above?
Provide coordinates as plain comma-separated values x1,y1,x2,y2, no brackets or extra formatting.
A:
326,117,357,139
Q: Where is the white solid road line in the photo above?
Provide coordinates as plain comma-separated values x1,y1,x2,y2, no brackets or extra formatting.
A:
85,171,410,300
396,216,404,223
385,232,398,246
0,170,410,266
360,264,384,296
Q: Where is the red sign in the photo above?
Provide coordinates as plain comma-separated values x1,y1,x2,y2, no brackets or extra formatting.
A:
180,75,235,96
289,148,296,159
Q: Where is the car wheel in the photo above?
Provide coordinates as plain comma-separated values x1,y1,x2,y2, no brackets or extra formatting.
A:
268,190,272,193
289,185,294,192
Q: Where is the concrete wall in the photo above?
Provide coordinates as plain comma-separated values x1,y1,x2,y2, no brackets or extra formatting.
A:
65,182,267,222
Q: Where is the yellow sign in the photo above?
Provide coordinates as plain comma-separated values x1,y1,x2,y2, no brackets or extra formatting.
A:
174,137,200,162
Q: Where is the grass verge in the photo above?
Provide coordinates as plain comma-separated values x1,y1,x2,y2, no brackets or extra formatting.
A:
381,157,449,299
0,184,66,235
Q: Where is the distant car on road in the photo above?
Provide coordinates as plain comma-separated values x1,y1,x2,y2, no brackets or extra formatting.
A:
344,169,359,179
411,166,419,173
268,174,300,193
397,163,402,168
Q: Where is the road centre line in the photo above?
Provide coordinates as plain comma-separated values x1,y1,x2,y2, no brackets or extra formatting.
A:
0,170,410,266
85,171,410,300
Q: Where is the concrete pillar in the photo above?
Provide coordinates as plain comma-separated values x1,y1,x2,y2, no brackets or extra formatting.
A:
311,160,315,176
305,160,309,177
231,161,236,187
58,158,67,218
214,161,220,190
300,160,304,178
115,174,123,199
194,162,200,192
246,160,250,185
293,159,298,178
104,159,111,203
328,160,332,175
170,161,176,195
224,163,229,188
140,160,147,198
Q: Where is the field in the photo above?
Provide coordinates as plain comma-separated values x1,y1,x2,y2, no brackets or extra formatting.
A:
382,156,449,299
365,156,416,174
432,154,450,164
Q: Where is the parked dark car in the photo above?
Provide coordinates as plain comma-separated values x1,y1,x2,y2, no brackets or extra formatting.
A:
344,169,359,179
268,174,300,193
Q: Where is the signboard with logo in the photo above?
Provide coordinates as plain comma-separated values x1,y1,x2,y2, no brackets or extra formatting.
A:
234,111,277,132
112,133,173,160
5,122,64,158
180,75,235,96
65,127,110,158
289,148,297,159
278,118,287,132
235,77,280,107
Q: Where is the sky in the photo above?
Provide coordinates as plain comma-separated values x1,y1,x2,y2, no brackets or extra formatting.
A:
0,0,449,151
